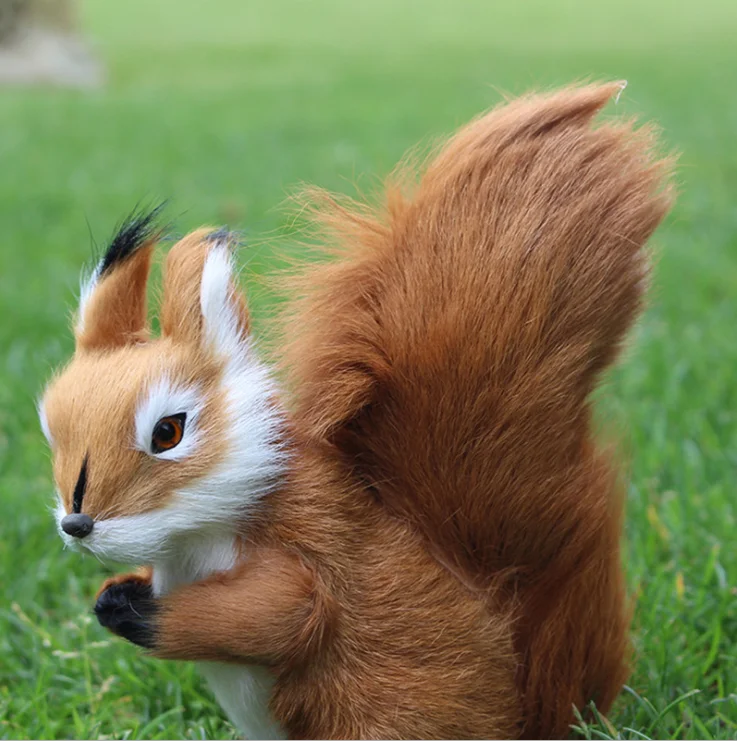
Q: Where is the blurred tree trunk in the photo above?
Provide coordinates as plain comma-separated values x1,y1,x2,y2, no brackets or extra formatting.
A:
0,0,29,44
0,0,103,86
37,0,76,32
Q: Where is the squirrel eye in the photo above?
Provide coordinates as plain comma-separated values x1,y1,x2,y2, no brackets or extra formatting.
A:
151,413,186,454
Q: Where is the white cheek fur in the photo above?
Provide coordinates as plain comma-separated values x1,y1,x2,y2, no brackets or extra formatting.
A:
134,377,204,461
56,357,287,565
55,497,175,562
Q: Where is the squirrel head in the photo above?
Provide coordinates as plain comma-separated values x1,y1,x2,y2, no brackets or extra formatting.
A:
39,211,286,564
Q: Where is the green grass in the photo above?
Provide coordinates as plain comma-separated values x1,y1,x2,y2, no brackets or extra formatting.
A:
1,0,736,738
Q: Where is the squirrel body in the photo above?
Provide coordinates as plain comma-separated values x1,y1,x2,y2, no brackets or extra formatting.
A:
42,83,673,738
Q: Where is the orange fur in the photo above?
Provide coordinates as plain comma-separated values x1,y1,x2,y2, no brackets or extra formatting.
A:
77,242,154,350
275,81,674,737
154,83,672,737
150,469,522,738
45,83,674,739
161,228,251,344
45,230,250,521
45,341,231,518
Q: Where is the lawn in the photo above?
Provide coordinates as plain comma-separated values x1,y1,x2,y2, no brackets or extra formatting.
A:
1,0,736,738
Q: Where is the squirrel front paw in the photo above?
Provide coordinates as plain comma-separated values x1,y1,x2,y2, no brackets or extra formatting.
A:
94,579,159,649
96,566,153,599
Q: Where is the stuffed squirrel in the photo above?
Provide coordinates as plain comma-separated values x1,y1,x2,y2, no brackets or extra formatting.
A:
40,83,673,738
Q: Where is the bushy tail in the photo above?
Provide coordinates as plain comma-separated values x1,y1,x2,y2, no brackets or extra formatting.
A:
280,83,674,734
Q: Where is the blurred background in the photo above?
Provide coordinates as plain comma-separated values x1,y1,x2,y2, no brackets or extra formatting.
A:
1,1,735,738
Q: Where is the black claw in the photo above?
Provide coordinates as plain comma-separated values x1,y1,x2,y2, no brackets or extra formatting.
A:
94,580,158,649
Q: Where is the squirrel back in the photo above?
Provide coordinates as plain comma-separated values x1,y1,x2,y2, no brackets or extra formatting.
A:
280,83,674,735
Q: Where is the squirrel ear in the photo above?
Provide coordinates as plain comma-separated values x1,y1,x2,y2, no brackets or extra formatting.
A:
75,208,161,351
160,228,251,355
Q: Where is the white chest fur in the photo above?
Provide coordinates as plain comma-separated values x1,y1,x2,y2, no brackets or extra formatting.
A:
152,533,285,740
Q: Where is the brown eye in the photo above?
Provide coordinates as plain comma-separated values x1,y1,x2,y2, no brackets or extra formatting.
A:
151,413,186,454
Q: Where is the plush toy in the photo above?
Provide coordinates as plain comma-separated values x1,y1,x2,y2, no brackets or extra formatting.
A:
40,83,673,739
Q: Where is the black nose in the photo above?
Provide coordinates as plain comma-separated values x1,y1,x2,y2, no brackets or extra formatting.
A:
61,513,94,538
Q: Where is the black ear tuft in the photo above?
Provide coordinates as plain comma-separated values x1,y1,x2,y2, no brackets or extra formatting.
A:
99,203,167,277
205,227,242,247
